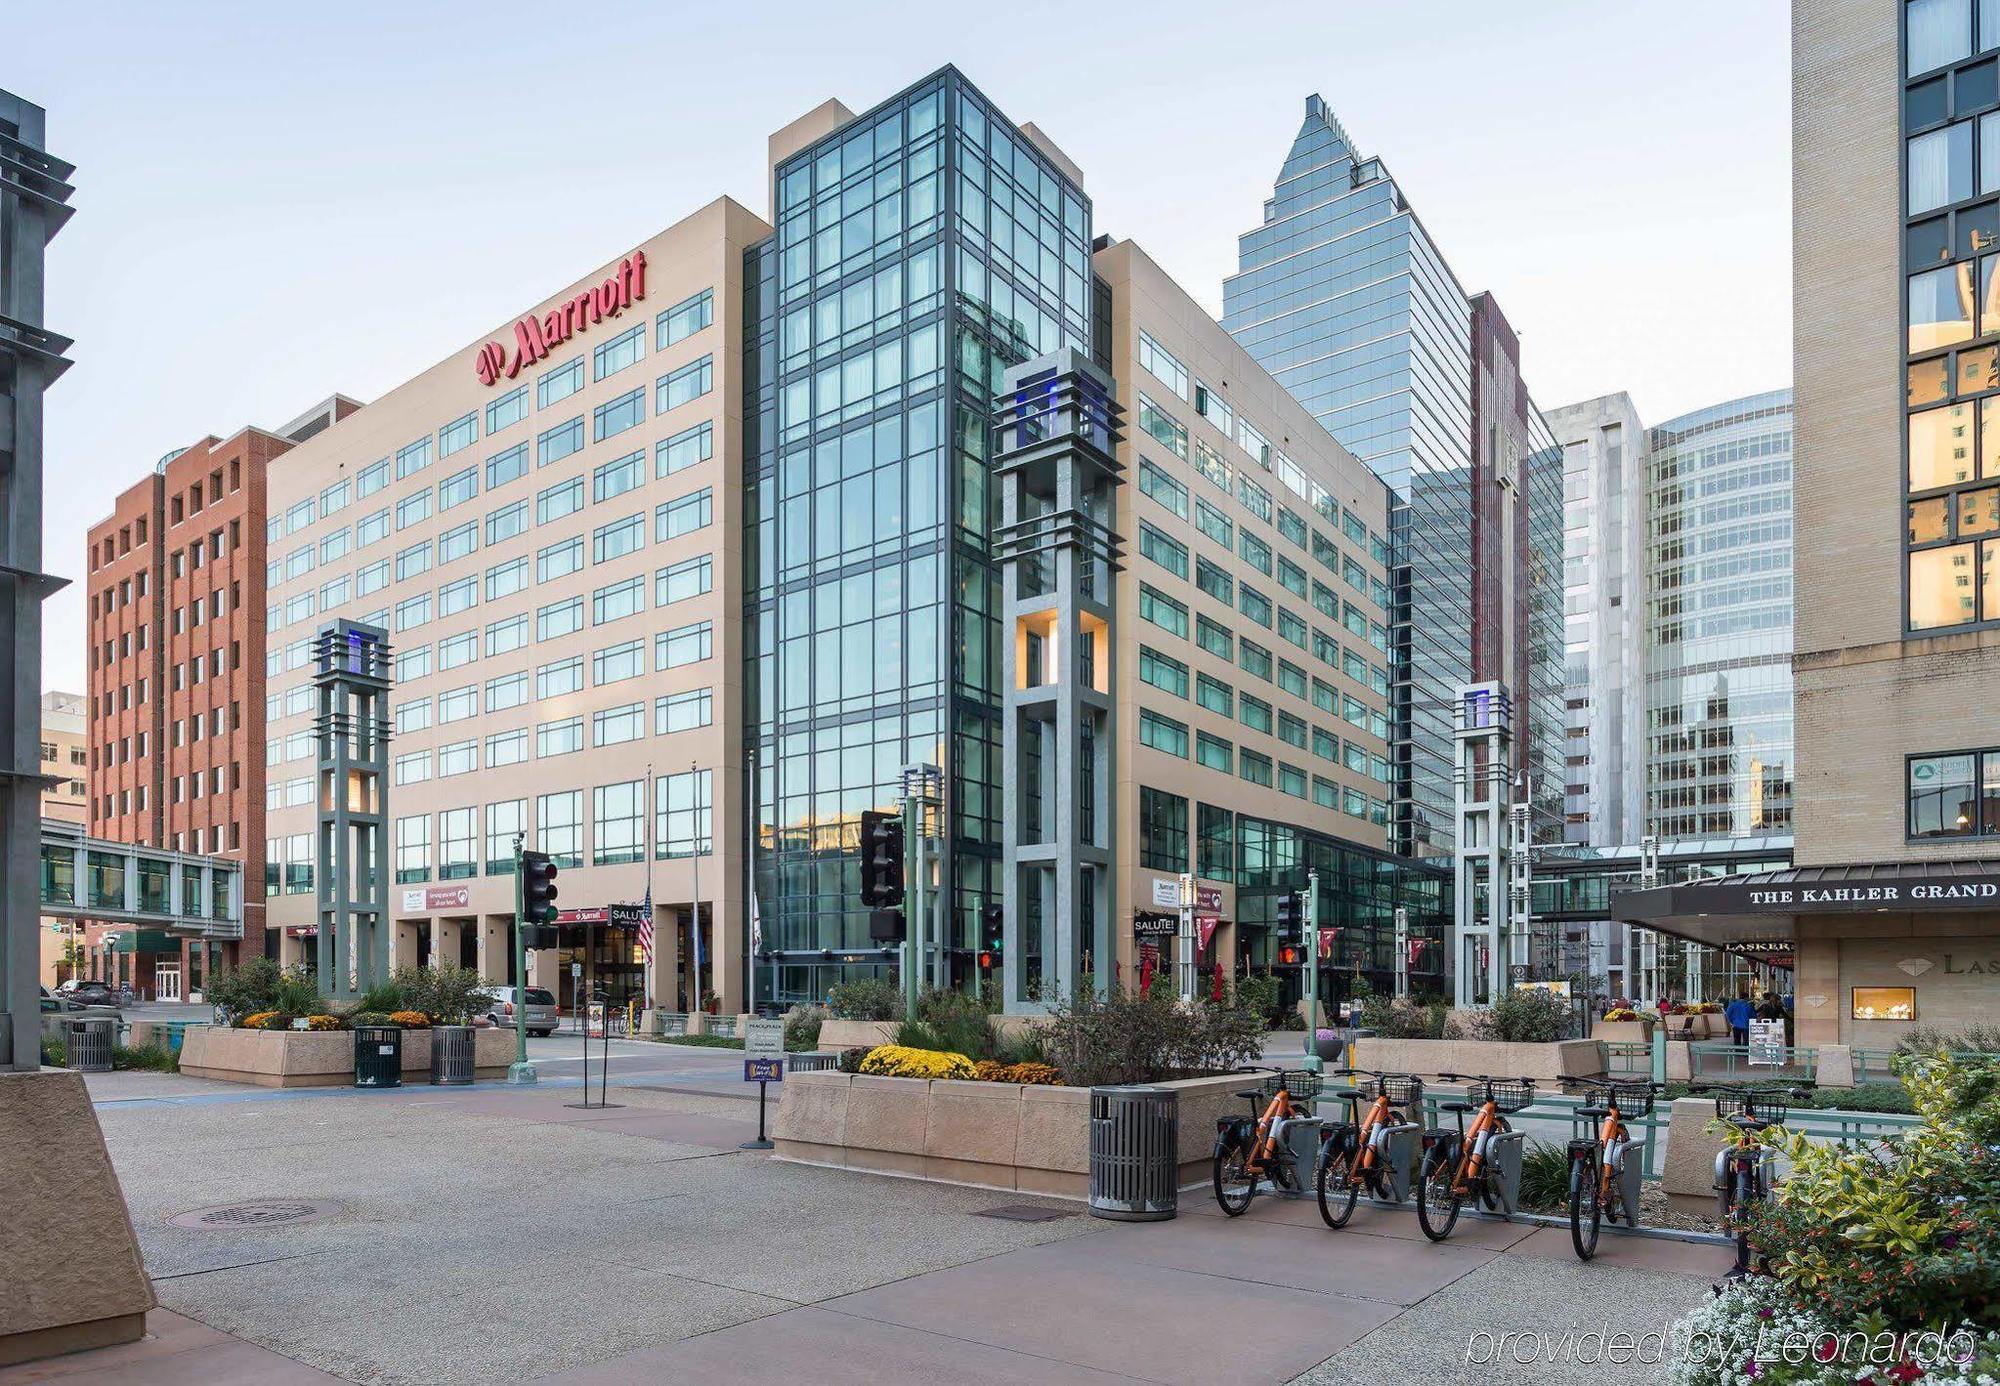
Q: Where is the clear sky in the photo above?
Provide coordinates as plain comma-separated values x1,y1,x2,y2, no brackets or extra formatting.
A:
14,0,1790,693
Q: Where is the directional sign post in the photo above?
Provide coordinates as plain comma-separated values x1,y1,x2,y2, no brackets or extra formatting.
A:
741,1018,785,1150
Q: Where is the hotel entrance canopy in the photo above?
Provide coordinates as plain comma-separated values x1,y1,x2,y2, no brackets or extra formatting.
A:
1612,860,2000,957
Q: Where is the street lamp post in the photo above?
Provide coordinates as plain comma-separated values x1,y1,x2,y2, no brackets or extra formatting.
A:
507,832,534,1086
1301,869,1321,1074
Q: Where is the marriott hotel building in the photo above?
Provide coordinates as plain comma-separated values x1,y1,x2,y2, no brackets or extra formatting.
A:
258,68,1443,1015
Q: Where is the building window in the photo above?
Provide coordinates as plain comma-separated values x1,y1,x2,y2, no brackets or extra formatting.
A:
486,670,527,711
1851,986,1917,1021
1138,460,1188,519
655,769,711,857
593,513,645,564
1138,583,1188,638
537,597,583,641
1195,731,1233,773
656,619,712,669
487,441,528,490
1137,645,1188,699
1138,709,1189,758
1137,787,1187,871
395,816,430,883
655,687,712,734
595,387,647,441
486,799,524,874
537,357,583,410
594,638,645,685
440,807,477,879
593,449,645,503
1908,748,2000,835
537,476,583,525
1138,330,1188,397
655,554,712,605
537,656,583,700
657,487,712,540
592,323,645,381
593,702,645,747
487,728,527,766
593,575,645,624
536,790,582,868
593,781,645,864
486,386,528,434
538,416,584,467
538,536,583,583
656,356,713,413
537,716,583,758
657,421,713,477
658,288,713,348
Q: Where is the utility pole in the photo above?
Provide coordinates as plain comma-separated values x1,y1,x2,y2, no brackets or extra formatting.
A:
902,774,923,1019
1176,871,1195,1004
1301,870,1321,1073
507,832,533,1086
1393,905,1409,1000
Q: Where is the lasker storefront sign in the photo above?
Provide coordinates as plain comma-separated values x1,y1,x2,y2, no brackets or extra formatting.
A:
475,251,648,386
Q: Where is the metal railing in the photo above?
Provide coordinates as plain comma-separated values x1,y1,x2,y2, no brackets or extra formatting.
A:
1687,1042,1818,1080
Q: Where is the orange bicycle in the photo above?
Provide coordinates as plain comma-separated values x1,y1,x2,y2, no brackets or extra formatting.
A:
1559,1078,1662,1259
1415,1072,1535,1241
1212,1066,1321,1215
1317,1070,1423,1228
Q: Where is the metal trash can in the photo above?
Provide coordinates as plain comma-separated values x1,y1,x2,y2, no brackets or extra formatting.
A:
354,1025,403,1089
429,1024,474,1086
787,1051,840,1074
1088,1086,1178,1222
64,1017,114,1073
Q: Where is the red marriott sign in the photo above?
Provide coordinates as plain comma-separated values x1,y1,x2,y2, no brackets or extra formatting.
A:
476,251,648,386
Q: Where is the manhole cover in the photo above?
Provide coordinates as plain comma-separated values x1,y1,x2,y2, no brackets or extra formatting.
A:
974,1204,1073,1223
168,1200,341,1230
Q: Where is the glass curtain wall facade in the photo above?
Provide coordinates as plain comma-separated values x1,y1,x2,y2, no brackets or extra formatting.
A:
1644,390,1796,841
1224,95,1564,861
745,69,1094,1003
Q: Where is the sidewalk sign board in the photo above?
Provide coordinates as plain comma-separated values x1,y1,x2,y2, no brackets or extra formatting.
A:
1748,1018,1785,1066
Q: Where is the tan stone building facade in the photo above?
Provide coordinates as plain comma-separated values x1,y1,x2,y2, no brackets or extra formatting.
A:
1627,0,2000,1047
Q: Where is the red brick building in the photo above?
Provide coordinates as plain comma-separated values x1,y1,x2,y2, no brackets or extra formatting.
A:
82,396,358,995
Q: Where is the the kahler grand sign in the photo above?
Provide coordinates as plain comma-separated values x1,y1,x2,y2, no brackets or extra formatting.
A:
1706,875,2000,913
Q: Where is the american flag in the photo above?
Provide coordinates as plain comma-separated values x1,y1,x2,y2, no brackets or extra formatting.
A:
637,885,655,964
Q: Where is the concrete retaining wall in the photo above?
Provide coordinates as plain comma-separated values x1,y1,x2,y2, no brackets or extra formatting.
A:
179,1025,515,1087
773,1071,1247,1197
1351,1037,1605,1082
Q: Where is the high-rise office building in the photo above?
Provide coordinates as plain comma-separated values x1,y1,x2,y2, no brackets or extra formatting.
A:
1545,394,1648,848
244,67,1439,1016
82,397,358,991
1223,95,1567,862
1644,390,1796,842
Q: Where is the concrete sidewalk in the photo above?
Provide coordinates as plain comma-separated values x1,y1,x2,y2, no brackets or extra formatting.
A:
7,1073,1715,1385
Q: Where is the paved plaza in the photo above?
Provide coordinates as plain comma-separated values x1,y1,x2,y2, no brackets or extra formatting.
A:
3,1042,1717,1385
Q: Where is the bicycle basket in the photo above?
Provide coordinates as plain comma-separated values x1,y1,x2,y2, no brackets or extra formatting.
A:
1260,1070,1323,1103
1471,1080,1535,1114
1714,1089,1790,1126
1581,1080,1654,1118
1360,1074,1424,1107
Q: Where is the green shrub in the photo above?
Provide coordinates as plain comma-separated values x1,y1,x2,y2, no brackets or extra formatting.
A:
393,965,491,1025
355,977,406,1016
1040,982,1265,1087
1357,994,1446,1039
835,1046,870,1074
1513,1139,1571,1214
1805,1082,1913,1115
783,1005,826,1052
1233,972,1281,1027
1897,1022,2000,1055
915,987,997,1061
992,1026,1049,1067
205,956,283,1020
892,1018,946,1052
827,977,903,1021
1488,988,1569,1043
654,1033,743,1049
348,1011,392,1028
40,1035,66,1068
112,1042,179,1073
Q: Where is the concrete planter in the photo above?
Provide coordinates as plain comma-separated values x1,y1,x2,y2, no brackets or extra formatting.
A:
179,1025,515,1088
773,1071,1245,1197
817,1018,899,1052
1351,1036,1605,1083
1591,1020,1655,1045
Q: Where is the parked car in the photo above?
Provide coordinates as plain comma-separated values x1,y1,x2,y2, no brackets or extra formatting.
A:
40,986,60,1013
58,980,122,1011
483,986,558,1037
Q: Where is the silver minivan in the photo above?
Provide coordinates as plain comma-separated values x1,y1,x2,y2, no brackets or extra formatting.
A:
483,986,558,1037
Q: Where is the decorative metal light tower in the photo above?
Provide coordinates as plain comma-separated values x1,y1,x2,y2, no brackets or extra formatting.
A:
1452,681,1514,1008
313,620,391,1002
991,349,1125,1014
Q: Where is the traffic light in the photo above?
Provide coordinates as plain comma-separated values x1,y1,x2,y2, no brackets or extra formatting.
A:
982,902,1003,952
868,908,906,943
977,949,996,971
860,810,905,907
1276,944,1301,967
521,849,560,948
1275,890,1301,941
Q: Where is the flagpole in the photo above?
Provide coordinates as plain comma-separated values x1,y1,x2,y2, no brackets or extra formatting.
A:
644,760,655,1015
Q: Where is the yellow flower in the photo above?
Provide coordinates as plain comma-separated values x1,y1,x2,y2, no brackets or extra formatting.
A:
858,1045,976,1080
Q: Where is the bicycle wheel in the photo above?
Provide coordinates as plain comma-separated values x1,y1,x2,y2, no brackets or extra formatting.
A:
1317,1135,1360,1229
1477,1117,1511,1212
1213,1137,1259,1217
1569,1151,1602,1261
1415,1143,1463,1242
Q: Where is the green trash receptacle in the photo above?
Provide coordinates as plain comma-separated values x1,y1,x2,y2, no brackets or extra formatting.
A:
354,1025,403,1088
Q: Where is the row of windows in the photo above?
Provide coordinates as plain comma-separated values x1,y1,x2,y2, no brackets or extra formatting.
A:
267,770,714,893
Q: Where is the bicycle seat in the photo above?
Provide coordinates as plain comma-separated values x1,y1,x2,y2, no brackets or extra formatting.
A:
1575,1105,1611,1120
1439,1099,1475,1114
1234,1089,1265,1102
